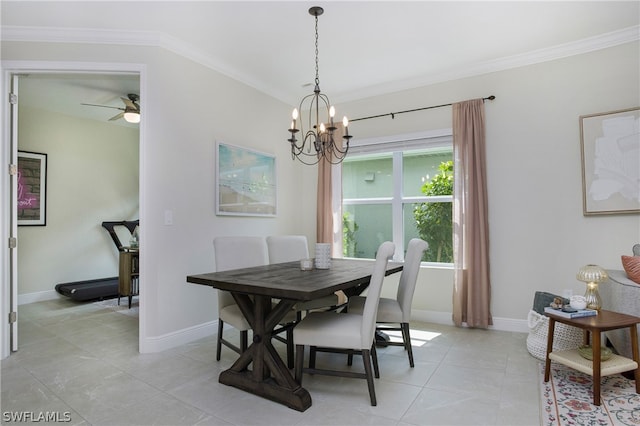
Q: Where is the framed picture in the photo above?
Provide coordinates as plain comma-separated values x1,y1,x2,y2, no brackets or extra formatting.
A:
215,142,276,217
580,107,639,215
17,151,47,226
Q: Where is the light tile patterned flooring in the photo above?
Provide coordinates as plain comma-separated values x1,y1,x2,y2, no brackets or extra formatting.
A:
1,298,541,425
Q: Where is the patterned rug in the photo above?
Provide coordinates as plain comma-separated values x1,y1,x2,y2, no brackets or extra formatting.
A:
540,363,640,425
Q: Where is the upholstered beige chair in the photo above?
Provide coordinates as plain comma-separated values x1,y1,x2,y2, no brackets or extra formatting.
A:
347,238,428,367
266,235,341,368
293,241,395,406
213,236,268,360
266,235,340,314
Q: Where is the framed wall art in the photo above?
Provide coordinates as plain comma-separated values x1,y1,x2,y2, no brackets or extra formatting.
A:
215,141,276,217
17,151,48,226
580,107,639,215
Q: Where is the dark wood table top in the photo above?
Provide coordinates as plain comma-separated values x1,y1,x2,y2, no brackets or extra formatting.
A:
187,258,403,301
545,309,640,331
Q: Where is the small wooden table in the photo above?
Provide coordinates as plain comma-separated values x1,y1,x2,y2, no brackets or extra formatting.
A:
544,309,640,405
187,258,402,412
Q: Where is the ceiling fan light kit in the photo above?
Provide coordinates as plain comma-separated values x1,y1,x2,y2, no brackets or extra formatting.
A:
82,93,141,124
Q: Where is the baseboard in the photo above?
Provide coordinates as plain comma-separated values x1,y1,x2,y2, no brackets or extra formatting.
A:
411,309,528,333
18,289,62,305
140,320,217,353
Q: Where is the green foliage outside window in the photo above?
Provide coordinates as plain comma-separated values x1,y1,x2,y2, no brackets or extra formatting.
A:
342,211,359,257
413,161,453,262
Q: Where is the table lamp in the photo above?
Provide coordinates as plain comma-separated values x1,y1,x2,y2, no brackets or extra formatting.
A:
576,264,608,310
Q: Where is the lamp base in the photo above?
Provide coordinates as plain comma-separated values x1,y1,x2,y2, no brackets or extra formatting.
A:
584,282,602,310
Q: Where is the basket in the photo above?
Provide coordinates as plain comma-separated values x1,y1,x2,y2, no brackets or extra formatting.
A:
526,309,583,361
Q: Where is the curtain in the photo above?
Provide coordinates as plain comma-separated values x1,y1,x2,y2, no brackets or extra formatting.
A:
316,125,344,257
452,99,492,328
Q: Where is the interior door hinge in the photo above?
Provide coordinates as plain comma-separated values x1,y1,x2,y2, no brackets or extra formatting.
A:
9,93,17,105
9,311,17,324
8,237,17,248
9,164,17,176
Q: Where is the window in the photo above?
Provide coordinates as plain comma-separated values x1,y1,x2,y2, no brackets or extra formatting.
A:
341,130,453,264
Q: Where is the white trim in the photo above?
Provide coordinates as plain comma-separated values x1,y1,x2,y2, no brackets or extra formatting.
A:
411,309,529,334
2,24,638,105
18,290,61,305
0,60,146,359
139,320,217,354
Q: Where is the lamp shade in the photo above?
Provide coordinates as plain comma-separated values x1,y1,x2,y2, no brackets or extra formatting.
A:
576,264,608,283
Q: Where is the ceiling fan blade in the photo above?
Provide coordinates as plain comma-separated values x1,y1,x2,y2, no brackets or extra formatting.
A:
121,97,138,110
81,103,124,111
109,112,124,121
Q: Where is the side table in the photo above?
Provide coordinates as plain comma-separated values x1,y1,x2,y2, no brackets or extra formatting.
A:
543,309,640,406
118,247,139,309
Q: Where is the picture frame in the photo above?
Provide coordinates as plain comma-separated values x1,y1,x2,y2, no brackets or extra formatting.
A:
17,151,48,226
580,107,639,216
215,141,276,217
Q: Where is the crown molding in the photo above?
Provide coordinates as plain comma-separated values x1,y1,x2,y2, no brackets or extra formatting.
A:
3,24,638,104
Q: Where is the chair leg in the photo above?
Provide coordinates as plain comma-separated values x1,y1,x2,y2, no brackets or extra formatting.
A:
362,349,377,406
240,330,248,353
347,350,354,366
371,343,380,378
402,322,414,368
295,344,305,383
216,320,224,361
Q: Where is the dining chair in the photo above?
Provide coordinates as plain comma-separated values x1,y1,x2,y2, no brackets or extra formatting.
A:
213,236,297,365
266,235,341,368
266,235,341,314
293,241,395,406
347,238,428,367
213,236,267,361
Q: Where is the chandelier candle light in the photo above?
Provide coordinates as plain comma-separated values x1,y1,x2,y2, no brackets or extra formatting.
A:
576,264,609,310
287,6,352,165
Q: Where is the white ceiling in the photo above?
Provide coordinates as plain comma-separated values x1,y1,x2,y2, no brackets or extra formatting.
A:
2,1,639,124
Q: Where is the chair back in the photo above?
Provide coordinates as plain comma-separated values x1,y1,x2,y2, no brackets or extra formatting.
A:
213,236,269,309
360,241,395,348
397,238,428,322
266,235,309,263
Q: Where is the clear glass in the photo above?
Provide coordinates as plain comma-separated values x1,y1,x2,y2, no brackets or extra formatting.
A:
342,153,393,199
407,201,453,263
403,149,452,197
342,204,392,258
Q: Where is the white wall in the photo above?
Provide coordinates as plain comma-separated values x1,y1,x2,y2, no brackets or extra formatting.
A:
2,38,638,355
342,41,640,324
17,105,139,298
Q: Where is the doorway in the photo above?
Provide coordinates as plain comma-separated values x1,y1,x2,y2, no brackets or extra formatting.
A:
1,62,144,358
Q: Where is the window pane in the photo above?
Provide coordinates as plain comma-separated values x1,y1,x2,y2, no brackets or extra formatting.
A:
407,201,453,263
403,149,453,197
343,204,392,258
342,154,393,198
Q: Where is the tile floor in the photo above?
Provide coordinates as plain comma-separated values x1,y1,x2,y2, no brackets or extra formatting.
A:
1,298,541,425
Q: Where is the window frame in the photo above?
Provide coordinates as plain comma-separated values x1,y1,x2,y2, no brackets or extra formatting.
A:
338,129,453,266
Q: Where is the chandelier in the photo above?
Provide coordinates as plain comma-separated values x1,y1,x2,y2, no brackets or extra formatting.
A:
287,6,352,165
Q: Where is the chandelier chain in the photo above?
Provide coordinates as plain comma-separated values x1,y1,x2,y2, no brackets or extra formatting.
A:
314,14,319,86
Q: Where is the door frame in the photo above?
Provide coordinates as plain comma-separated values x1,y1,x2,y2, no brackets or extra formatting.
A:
1,60,146,359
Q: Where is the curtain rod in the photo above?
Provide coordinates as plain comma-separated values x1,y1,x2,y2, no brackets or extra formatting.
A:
349,95,495,123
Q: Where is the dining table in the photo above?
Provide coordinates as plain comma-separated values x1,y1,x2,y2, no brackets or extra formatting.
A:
186,258,403,412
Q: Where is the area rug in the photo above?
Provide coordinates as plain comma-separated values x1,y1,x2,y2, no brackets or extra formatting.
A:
540,363,640,425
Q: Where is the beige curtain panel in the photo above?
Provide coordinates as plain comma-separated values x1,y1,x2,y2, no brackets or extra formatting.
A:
317,125,344,249
452,99,493,328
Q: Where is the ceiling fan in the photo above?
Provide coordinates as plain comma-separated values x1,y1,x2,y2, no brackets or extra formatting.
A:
82,93,141,123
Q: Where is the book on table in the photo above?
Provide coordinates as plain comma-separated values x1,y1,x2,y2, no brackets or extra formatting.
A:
544,306,598,318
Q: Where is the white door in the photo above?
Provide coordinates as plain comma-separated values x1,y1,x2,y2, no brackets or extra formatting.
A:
9,74,19,351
